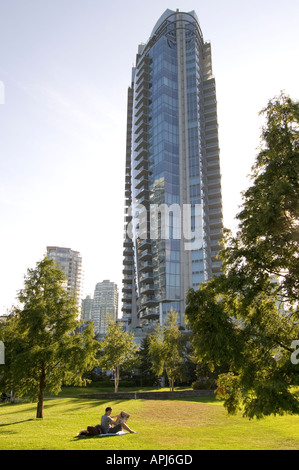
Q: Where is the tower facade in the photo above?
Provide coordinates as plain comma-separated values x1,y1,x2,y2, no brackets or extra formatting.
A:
81,295,93,322
122,10,223,328
92,280,119,335
47,246,82,305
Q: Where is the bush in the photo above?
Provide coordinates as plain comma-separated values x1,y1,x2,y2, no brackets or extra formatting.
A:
192,379,216,390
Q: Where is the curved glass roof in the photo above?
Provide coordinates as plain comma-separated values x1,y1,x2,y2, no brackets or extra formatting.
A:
150,9,199,39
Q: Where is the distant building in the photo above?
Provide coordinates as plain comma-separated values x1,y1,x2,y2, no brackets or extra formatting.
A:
47,246,82,306
81,295,93,322
92,280,118,336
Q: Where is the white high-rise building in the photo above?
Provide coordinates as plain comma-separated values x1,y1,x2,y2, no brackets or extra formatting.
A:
47,246,82,306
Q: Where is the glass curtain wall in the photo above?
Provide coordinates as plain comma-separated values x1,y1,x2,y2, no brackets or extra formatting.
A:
122,10,223,328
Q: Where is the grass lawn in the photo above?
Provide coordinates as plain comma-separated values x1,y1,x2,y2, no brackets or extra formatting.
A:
0,387,298,450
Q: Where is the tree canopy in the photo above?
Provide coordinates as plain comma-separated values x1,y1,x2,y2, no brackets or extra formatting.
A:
148,309,187,391
0,256,99,418
98,320,138,392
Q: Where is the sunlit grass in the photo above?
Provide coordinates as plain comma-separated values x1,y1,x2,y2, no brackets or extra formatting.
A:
0,390,298,450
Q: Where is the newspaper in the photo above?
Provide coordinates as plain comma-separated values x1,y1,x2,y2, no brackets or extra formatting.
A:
114,410,130,425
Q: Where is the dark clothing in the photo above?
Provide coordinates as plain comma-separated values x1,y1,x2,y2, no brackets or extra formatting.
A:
108,423,122,433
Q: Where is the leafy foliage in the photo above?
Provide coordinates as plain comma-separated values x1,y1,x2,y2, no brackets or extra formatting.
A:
222,92,299,303
185,93,299,419
98,320,138,392
136,335,160,386
0,257,99,418
148,309,187,391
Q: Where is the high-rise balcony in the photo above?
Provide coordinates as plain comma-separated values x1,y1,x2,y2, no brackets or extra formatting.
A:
209,217,223,229
206,156,219,168
136,194,149,206
135,95,151,110
123,247,134,255
139,261,153,272
122,283,132,293
135,111,150,127
136,167,149,181
204,114,217,126
206,141,219,153
136,62,152,86
138,307,159,321
140,295,156,307
134,129,149,144
135,103,150,119
212,260,222,271
207,168,220,177
135,139,149,153
135,159,149,173
210,228,223,241
125,188,131,199
135,118,150,134
123,265,134,275
135,87,151,104
135,177,149,190
208,197,222,210
139,249,152,261
122,303,132,313
135,78,148,95
122,293,132,301
134,149,149,166
140,283,155,295
208,187,221,197
136,186,149,200
137,238,151,249
136,55,151,73
207,178,221,190
123,237,133,248
139,271,154,283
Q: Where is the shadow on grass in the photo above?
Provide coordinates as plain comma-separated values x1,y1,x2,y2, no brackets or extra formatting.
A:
72,433,130,442
176,396,218,405
0,418,34,427
51,397,134,409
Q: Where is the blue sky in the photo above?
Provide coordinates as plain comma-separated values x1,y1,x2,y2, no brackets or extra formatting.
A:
0,0,298,314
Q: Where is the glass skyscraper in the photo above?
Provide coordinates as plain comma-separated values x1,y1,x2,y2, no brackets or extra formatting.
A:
122,10,223,328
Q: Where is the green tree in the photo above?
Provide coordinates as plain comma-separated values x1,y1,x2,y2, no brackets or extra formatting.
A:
98,320,138,392
222,92,299,303
136,335,160,387
0,257,99,418
148,309,186,391
185,93,299,419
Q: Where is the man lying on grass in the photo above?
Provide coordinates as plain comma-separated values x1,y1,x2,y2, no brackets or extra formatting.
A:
101,407,137,434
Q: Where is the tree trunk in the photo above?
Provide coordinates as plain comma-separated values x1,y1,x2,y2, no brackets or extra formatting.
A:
36,368,46,418
169,378,174,391
114,365,119,393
